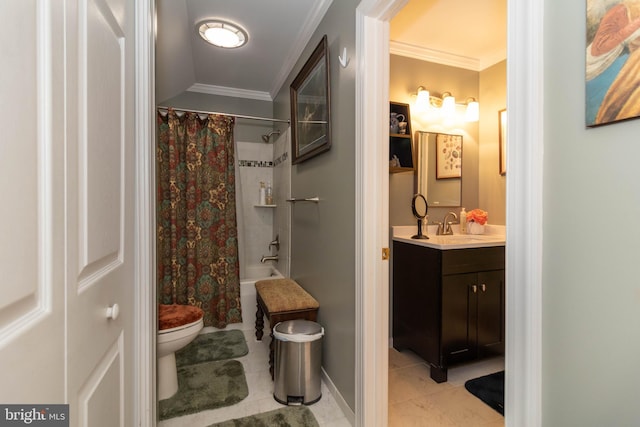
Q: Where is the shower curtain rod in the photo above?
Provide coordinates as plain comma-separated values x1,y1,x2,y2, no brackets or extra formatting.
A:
157,105,290,124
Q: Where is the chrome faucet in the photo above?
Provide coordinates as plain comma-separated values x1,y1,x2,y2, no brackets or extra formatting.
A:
260,254,279,263
438,211,458,235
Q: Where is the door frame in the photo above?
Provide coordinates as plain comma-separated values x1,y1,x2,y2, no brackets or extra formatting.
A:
135,0,156,425
355,1,544,426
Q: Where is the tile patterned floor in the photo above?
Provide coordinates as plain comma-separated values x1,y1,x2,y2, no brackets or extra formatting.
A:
158,328,351,427
388,348,505,427
158,326,504,427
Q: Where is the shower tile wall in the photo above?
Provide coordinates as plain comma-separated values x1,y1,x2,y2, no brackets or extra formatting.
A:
272,129,291,277
235,141,275,278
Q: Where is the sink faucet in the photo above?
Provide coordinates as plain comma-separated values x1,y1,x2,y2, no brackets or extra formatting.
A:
438,211,458,235
260,254,279,263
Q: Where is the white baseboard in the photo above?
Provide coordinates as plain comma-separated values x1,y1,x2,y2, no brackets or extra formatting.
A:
321,367,355,426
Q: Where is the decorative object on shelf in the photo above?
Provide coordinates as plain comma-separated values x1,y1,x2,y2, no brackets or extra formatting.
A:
389,102,414,172
291,35,331,164
499,109,507,175
467,209,488,234
436,133,462,179
586,0,640,127
413,86,479,122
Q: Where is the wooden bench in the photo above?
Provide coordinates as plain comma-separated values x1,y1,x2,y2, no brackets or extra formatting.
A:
255,278,319,378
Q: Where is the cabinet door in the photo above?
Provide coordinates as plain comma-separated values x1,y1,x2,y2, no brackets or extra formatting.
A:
477,270,505,357
442,272,477,365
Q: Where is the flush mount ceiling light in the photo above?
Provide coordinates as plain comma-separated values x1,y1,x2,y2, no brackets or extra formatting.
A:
197,20,248,48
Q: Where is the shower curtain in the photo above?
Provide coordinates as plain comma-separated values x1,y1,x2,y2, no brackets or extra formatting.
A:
156,109,242,328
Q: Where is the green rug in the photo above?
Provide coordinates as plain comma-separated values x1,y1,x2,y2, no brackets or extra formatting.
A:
207,406,320,427
176,330,249,367
159,359,249,420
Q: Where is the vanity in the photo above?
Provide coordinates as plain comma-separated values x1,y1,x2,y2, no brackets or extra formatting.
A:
392,226,505,383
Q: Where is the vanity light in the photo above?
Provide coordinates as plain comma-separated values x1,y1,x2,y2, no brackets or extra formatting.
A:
415,86,431,112
412,87,480,122
197,20,248,48
465,97,479,122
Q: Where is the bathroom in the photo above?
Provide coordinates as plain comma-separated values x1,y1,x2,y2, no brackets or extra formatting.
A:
156,0,507,424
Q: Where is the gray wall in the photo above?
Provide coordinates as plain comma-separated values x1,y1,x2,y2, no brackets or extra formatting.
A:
543,1,640,425
388,55,480,226
273,0,358,410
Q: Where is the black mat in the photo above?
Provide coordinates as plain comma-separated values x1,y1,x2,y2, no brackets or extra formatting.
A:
464,370,504,415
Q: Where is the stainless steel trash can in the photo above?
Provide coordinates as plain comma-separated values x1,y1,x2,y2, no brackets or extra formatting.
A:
273,319,324,405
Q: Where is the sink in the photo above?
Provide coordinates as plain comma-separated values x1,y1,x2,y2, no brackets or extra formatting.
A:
433,235,489,244
393,232,505,250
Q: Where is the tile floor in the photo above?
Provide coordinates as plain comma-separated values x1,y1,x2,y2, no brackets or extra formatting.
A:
388,348,505,427
158,326,504,427
158,328,352,427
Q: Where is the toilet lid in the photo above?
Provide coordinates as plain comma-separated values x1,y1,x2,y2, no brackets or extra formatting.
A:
158,304,204,331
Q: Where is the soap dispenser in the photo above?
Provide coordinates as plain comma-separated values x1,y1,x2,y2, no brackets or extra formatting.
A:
459,207,467,234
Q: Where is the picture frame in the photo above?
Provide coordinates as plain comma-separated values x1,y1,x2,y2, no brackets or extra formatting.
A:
586,0,640,126
499,109,507,175
435,133,462,179
290,35,331,164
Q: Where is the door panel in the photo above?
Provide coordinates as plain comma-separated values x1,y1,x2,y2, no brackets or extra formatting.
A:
0,0,65,402
66,0,135,424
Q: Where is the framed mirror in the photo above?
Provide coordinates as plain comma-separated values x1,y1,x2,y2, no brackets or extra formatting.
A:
415,131,462,207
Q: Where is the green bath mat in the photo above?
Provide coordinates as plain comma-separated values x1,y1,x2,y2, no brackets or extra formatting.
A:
176,330,248,367
207,406,320,427
159,359,248,420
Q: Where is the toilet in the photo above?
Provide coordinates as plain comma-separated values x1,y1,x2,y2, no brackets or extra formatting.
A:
157,304,204,400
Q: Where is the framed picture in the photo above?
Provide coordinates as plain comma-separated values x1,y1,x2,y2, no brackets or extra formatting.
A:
499,109,507,175
290,35,331,164
586,0,640,126
435,133,462,179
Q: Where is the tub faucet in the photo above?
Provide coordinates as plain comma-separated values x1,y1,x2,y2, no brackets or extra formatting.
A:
260,254,279,263
438,211,458,235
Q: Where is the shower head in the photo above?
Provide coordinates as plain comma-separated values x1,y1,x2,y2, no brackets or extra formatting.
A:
261,130,281,143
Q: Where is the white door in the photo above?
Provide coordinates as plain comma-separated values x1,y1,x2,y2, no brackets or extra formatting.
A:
0,1,137,425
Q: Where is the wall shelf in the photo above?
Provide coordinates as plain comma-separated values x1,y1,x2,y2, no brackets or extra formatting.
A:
389,102,414,173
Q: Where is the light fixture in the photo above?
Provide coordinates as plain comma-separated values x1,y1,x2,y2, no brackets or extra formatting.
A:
197,20,248,48
412,87,480,122
465,97,479,122
415,86,431,112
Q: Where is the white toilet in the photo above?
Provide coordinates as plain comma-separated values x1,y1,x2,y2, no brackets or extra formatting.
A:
157,304,204,400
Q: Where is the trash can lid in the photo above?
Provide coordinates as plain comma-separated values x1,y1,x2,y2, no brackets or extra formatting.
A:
273,320,324,342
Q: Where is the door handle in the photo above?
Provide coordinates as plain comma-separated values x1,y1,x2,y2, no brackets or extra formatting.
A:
471,284,478,293
481,284,487,292
106,303,120,320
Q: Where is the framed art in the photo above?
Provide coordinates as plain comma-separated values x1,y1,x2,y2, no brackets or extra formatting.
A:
290,35,331,164
586,0,640,126
499,109,507,175
435,133,462,179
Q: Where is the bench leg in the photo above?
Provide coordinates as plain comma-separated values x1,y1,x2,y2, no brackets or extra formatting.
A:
255,302,264,341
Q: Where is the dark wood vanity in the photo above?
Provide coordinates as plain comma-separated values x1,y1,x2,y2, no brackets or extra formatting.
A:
392,240,505,382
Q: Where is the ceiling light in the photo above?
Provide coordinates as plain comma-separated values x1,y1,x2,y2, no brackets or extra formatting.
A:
197,20,248,48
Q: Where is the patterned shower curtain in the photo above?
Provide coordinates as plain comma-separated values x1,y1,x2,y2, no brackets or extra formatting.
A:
156,109,242,328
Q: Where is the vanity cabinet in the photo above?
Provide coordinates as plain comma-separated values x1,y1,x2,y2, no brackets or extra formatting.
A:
392,240,505,382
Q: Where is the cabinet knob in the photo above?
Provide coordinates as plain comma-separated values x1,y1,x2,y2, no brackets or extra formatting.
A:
481,284,487,292
471,284,478,293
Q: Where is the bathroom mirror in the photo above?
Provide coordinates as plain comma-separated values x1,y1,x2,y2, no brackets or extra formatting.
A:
415,131,462,207
411,193,429,239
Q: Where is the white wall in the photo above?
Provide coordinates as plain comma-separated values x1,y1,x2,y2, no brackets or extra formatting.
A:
543,1,640,425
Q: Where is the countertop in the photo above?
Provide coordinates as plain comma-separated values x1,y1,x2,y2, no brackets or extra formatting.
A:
392,224,506,250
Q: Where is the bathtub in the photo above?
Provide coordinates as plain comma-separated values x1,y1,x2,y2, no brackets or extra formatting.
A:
238,265,283,332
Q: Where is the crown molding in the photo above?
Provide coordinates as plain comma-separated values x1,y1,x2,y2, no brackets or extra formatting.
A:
269,0,334,98
187,83,272,102
390,40,482,71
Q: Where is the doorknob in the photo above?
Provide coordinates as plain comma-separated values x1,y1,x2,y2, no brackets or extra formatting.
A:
106,304,120,320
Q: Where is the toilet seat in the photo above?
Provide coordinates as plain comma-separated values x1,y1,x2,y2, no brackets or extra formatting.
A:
158,304,204,334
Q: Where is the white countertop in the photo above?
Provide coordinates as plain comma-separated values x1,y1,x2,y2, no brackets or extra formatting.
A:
392,224,506,250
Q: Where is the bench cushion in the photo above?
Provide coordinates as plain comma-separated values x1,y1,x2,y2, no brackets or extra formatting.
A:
255,278,319,313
